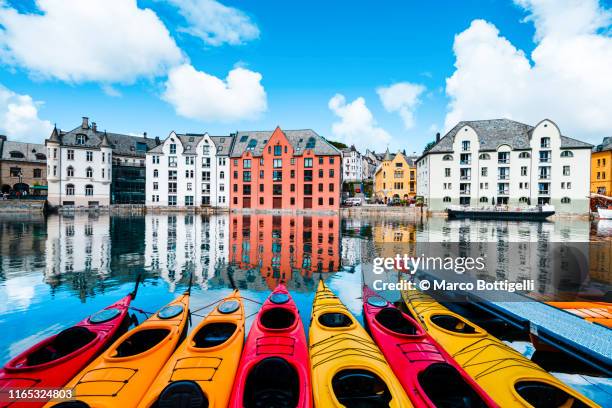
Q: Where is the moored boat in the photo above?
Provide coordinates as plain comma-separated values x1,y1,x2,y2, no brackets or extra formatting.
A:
402,290,599,408
228,284,312,408
0,281,139,408
138,290,245,408
447,205,555,221
362,286,497,408
596,207,612,219
44,291,190,408
309,281,412,407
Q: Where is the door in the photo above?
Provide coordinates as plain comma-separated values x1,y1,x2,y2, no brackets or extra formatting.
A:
273,197,282,209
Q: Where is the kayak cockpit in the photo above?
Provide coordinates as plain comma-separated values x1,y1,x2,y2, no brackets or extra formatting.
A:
331,369,392,407
25,327,97,366
155,380,208,408
193,322,237,348
260,308,295,330
430,314,479,334
374,307,419,335
114,328,170,357
318,312,353,328
515,381,590,408
243,357,299,408
418,363,488,408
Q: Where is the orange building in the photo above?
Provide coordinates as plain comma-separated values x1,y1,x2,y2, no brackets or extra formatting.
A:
230,127,341,210
229,213,340,289
591,137,612,195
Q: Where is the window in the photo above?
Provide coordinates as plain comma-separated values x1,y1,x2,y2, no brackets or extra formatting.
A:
329,183,334,192
67,166,74,177
169,196,177,206
319,157,324,164
185,157,194,165
67,150,74,160
519,197,529,203
318,197,324,206
290,197,295,205
445,168,451,177
274,145,282,156
202,183,210,193
479,197,488,203
539,151,551,163
318,169,324,178
76,134,85,145
561,197,571,204
169,156,177,167
53,148,57,159
330,157,335,164
153,182,158,190
86,167,93,178
259,197,264,205
33,168,42,178
290,184,295,192
304,184,312,195
259,183,264,192
304,170,313,182
497,152,509,164
498,167,509,180
558,165,570,177
85,184,93,196
443,196,451,203
202,157,211,168
185,170,194,178
521,166,528,176
273,184,282,195
66,184,75,195
304,158,313,168
541,137,550,148
86,151,93,161
187,183,192,191
170,143,176,154
290,170,295,178
460,168,471,180
153,169,159,178
567,182,572,189
273,159,282,168
460,153,471,165
318,183,323,192
244,159,251,169
233,171,238,179
202,171,211,181
329,197,335,206
479,153,490,160
462,141,470,151
220,171,225,179
273,170,282,181
152,195,159,202
185,196,194,206
443,155,453,161
246,139,257,151
560,151,573,158
243,184,251,195
306,137,316,149
168,182,177,193
481,167,488,177
329,169,335,178
243,171,251,182
519,152,530,158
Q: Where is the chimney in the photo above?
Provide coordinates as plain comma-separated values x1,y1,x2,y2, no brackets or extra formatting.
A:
0,135,6,141
143,132,147,139
82,116,89,129
435,132,440,143
92,122,97,132
155,136,161,145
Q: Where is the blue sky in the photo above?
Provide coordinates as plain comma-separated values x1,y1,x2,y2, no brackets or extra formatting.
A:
0,0,610,152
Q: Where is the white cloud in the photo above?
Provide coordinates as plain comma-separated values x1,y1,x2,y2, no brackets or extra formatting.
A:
167,0,259,46
445,0,612,142
328,94,391,151
0,0,183,83
377,82,425,129
0,84,52,142
162,63,267,121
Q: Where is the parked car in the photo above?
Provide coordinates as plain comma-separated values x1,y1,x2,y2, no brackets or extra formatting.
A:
346,197,363,206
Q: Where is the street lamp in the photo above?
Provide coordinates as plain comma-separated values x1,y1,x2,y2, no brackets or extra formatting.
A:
18,170,23,199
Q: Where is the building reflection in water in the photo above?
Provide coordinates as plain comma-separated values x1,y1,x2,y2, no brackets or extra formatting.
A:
229,213,341,291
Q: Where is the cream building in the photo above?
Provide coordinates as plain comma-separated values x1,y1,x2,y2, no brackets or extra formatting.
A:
417,119,592,214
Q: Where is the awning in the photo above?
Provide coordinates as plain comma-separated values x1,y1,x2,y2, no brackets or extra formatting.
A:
31,185,48,190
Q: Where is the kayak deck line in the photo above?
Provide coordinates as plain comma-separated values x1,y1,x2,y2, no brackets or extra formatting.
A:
169,356,223,382
61,366,137,397
309,332,389,369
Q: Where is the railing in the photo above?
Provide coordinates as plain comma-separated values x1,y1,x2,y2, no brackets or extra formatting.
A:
460,190,471,195
498,190,509,195
539,174,551,180
460,175,471,180
498,158,510,164
538,190,550,195
460,160,471,165
498,174,509,180
539,157,551,163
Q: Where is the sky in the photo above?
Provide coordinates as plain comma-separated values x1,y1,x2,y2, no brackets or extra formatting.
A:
0,0,610,153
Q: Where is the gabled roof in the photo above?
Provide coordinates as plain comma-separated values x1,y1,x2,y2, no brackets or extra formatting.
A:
211,135,233,156
147,133,234,156
593,137,612,153
425,119,592,156
230,128,340,158
1,140,46,162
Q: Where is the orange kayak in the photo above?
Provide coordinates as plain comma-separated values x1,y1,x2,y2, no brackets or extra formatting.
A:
547,302,612,328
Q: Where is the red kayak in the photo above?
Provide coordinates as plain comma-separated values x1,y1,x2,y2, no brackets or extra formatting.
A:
0,280,139,408
229,284,312,408
362,286,498,408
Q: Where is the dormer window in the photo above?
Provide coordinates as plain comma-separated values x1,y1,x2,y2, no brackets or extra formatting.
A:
9,151,24,159
76,134,86,145
306,137,316,149
246,139,257,151
462,141,470,151
170,143,176,154
541,137,550,148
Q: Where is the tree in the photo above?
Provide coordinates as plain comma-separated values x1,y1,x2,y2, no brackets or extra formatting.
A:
327,139,348,149
423,141,436,154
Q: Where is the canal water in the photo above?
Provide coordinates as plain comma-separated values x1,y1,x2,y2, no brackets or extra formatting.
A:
0,213,610,404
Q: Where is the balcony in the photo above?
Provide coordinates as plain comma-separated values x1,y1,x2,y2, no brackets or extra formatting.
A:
497,190,509,196
498,159,510,164
460,189,471,195
498,174,509,180
460,175,471,180
459,160,471,165
538,190,550,196
539,157,551,163
169,162,177,168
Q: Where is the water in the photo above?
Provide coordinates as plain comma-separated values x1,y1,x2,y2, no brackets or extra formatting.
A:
0,213,610,404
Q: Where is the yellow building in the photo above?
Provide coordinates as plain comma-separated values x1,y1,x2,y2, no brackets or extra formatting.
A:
374,149,417,203
591,138,612,195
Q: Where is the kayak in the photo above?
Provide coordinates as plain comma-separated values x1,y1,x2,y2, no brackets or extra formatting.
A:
309,280,412,408
138,290,245,408
547,302,612,328
362,286,497,408
402,290,599,408
44,292,190,408
229,284,312,408
0,281,138,408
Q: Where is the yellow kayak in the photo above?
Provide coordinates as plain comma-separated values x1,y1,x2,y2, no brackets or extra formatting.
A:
45,292,190,408
138,290,245,408
309,281,413,407
402,290,599,408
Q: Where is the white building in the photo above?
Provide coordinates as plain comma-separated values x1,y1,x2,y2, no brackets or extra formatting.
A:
362,149,382,181
341,145,363,182
417,119,592,214
46,117,158,207
146,132,233,208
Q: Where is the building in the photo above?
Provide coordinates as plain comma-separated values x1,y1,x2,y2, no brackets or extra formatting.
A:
591,137,612,195
362,149,382,180
0,135,47,196
46,117,159,207
229,127,342,210
417,119,592,213
373,149,417,203
341,145,363,183
145,132,232,208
